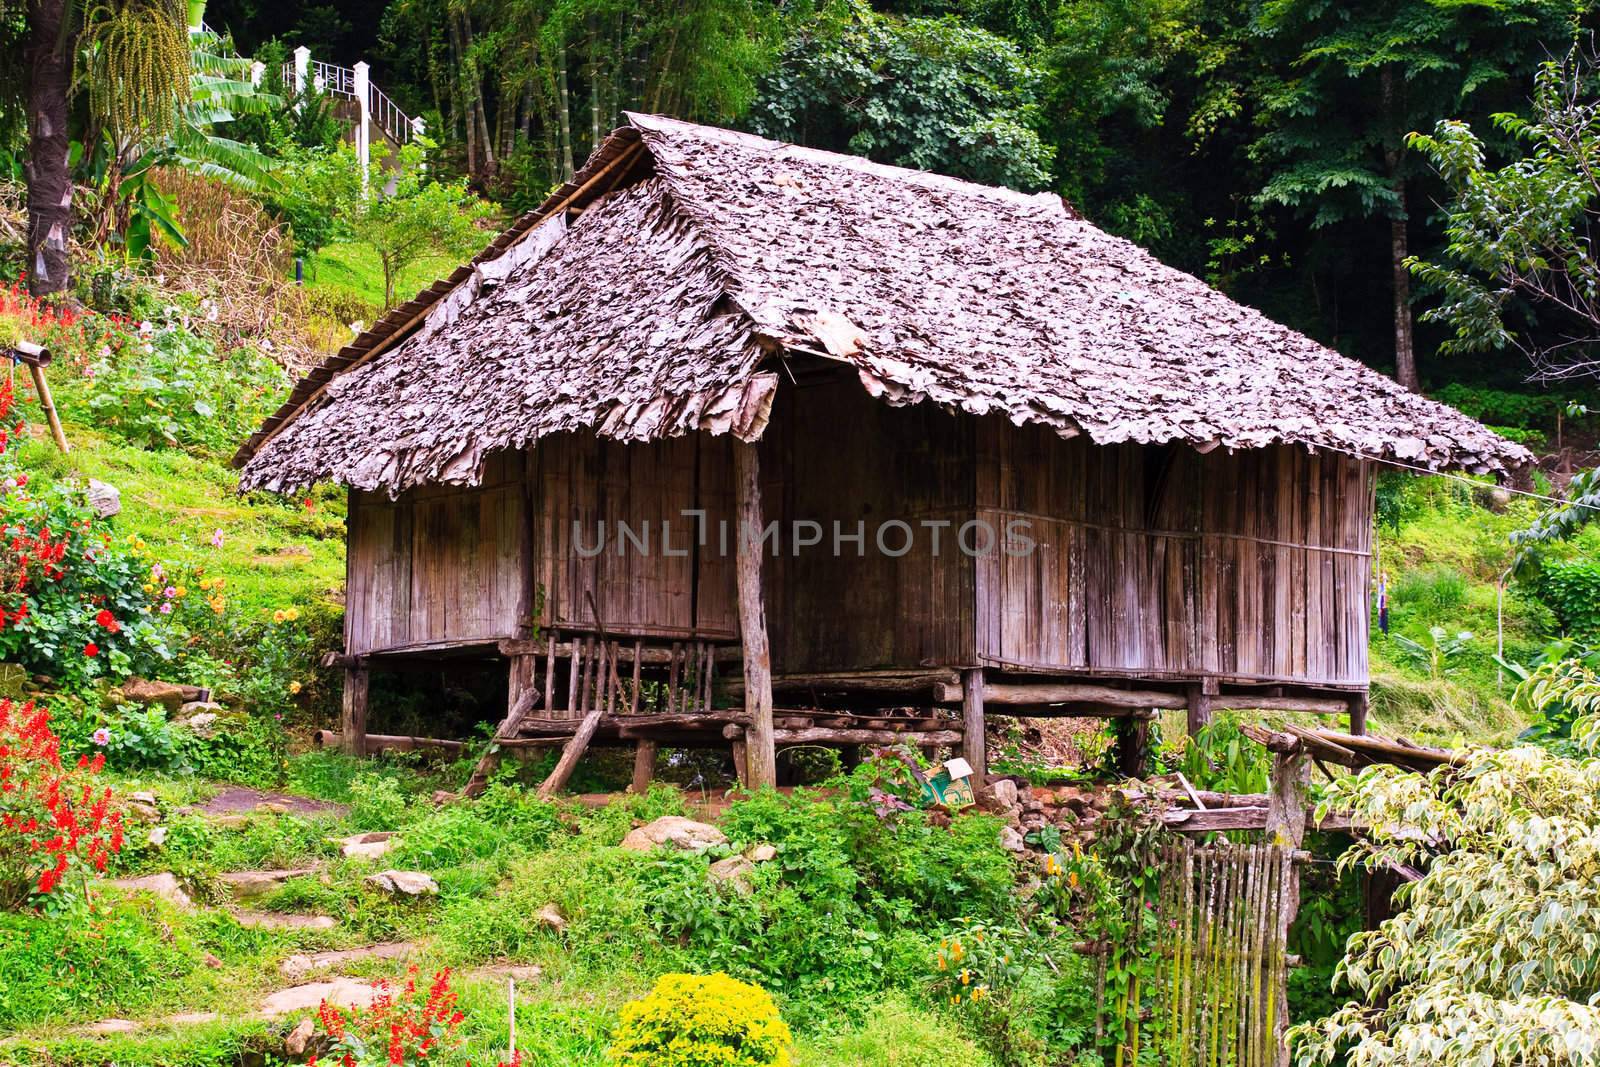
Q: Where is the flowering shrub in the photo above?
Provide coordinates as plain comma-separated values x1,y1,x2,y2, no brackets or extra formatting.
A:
607,973,793,1067
0,272,134,377
0,478,175,688
309,966,466,1067
0,699,122,909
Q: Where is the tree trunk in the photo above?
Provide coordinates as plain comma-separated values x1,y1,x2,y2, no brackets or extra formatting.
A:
556,43,575,180
1390,184,1418,392
25,0,74,297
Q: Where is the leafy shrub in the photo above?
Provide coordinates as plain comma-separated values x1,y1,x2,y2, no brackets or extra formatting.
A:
1535,559,1600,637
1391,566,1468,615
0,468,175,689
0,700,122,907
608,972,793,1067
1391,626,1475,678
349,772,410,831
82,325,285,455
1177,715,1270,793
311,966,468,1067
797,995,996,1067
1433,383,1577,432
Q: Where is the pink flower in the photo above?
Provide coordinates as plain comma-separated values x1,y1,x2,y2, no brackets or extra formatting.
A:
158,603,173,615
92,728,111,746
163,586,176,598
210,529,225,548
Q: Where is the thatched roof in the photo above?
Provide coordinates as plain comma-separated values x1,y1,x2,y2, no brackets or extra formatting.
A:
237,113,1528,495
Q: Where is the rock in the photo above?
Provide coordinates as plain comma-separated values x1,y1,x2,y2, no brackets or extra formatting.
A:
125,791,162,823
619,816,727,853
182,710,221,735
256,801,291,815
203,952,223,968
260,978,378,1017
989,779,1020,811
278,942,416,981
220,868,320,900
165,1012,219,1025
209,814,250,829
233,910,337,931
86,479,121,518
334,831,397,860
468,963,542,983
284,1017,316,1056
708,855,755,893
147,826,168,847
119,678,195,711
999,826,1026,853
105,872,193,910
536,903,567,932
86,1019,140,1034
364,870,438,897
747,843,777,863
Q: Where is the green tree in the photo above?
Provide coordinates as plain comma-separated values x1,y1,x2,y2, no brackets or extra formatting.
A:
1292,656,1600,1065
747,0,1054,190
1250,0,1581,391
1408,44,1600,380
348,140,495,307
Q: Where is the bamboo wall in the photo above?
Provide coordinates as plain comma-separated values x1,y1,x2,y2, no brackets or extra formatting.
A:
345,381,1372,689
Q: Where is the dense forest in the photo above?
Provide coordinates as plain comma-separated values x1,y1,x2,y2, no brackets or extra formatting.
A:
193,0,1599,400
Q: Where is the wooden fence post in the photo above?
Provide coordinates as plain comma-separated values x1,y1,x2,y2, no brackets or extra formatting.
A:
961,668,987,785
734,442,776,789
1185,677,1217,737
1266,742,1311,1067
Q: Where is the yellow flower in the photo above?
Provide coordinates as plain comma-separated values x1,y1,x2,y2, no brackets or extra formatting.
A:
972,985,989,1002
174,586,187,598
950,994,961,1005
142,583,154,594
284,607,300,622
975,932,984,944
272,609,286,623
210,598,225,615
959,969,971,986
1068,871,1080,889
198,578,212,591
288,681,302,695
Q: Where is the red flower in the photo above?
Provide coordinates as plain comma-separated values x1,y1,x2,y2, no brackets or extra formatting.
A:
82,643,98,657
94,609,115,628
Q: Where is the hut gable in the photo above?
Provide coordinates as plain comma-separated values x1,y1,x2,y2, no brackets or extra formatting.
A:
238,114,1528,494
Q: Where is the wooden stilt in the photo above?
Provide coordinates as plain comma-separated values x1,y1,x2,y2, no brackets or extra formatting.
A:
734,442,777,789
731,740,750,788
1185,678,1217,737
1265,743,1310,1067
1347,691,1369,736
630,740,658,793
1115,715,1150,778
961,668,986,785
340,668,369,756
536,708,603,799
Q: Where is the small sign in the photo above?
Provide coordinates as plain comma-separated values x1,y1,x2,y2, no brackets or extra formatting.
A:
920,759,976,811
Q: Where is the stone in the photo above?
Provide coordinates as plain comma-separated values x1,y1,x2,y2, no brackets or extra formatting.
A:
86,479,121,518
334,831,397,860
747,843,777,863
147,826,168,848
284,1017,317,1056
203,952,223,968
256,801,291,815
989,779,1020,811
468,963,542,983
364,870,438,897
119,678,192,711
260,978,378,1017
999,826,1026,853
86,1019,140,1034
619,816,727,853
209,814,250,830
105,872,193,910
278,942,416,981
234,910,337,931
708,854,755,893
165,1012,219,1025
220,868,320,900
182,710,221,735
124,791,162,823
536,903,567,932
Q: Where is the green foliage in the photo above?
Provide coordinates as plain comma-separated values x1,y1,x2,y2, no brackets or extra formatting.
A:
1408,45,1600,374
795,995,997,1067
750,0,1054,190
608,971,794,1067
1390,626,1475,679
1293,657,1600,1065
1178,715,1270,793
348,770,411,831
346,140,496,307
79,327,286,455
1535,559,1600,636
262,143,363,256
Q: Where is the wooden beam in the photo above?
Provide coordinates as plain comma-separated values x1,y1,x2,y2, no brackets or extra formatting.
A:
1267,744,1310,1067
1348,692,1370,736
1186,677,1217,736
734,442,777,789
961,668,986,785
462,685,540,798
340,668,369,756
536,708,603,799
937,680,1187,709
774,727,963,746
720,668,961,699
1216,694,1353,715
25,361,69,454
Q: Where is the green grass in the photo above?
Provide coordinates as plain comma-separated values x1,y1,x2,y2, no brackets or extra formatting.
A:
303,241,461,314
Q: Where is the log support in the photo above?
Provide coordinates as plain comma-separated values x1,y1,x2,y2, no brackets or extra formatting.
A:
734,442,777,789
1115,714,1150,778
536,708,602,799
1348,691,1369,736
340,668,369,756
1266,742,1311,1067
630,740,657,793
961,668,986,785
1185,677,1217,737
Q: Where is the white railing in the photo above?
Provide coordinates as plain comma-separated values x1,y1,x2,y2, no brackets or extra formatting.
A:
273,46,425,196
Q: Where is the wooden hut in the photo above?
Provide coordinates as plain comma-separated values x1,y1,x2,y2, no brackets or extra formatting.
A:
235,114,1527,788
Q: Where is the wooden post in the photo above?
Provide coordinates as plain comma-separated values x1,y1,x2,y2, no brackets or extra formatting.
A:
1348,691,1369,737
536,708,602,799
341,668,369,756
1185,677,1217,737
1115,714,1150,778
1266,742,1310,1067
461,677,540,798
734,442,776,789
630,740,657,793
961,668,987,785
25,363,69,454
730,740,750,788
